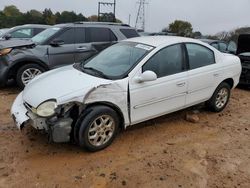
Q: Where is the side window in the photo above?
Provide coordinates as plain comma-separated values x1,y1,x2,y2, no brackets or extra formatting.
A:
56,28,74,44
186,43,215,70
11,28,33,38
120,29,139,38
143,44,184,78
86,27,117,42
75,28,86,43
219,42,227,52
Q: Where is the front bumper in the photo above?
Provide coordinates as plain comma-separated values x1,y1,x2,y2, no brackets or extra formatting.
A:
11,92,48,130
11,93,29,129
11,92,73,143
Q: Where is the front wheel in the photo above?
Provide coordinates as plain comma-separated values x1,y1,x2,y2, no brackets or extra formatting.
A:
206,82,231,112
78,106,120,152
16,64,45,89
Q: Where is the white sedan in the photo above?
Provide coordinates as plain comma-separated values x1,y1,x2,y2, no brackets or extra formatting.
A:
11,36,241,151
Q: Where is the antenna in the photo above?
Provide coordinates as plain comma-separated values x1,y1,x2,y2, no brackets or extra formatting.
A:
135,0,148,31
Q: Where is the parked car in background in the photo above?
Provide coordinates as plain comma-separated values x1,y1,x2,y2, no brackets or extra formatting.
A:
138,31,176,36
200,39,229,53
0,24,49,40
11,36,241,151
0,22,139,88
0,28,9,37
236,34,250,85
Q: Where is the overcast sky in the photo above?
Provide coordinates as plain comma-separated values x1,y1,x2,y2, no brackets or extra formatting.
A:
0,0,250,35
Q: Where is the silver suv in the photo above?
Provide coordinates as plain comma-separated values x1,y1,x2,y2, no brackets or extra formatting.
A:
0,22,139,88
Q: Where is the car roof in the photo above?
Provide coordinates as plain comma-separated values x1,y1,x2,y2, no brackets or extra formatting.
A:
10,24,50,29
125,36,204,47
54,22,133,29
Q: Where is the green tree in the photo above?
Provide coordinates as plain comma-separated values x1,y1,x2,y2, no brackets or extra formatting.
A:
168,20,193,37
88,15,98,22
3,5,21,17
2,5,23,27
42,8,56,25
23,10,44,24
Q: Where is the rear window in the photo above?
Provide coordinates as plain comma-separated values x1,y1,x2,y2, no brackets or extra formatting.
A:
86,27,117,42
120,29,139,38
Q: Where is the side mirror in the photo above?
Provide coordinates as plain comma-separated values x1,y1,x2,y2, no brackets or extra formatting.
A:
3,34,12,40
50,39,64,47
134,71,157,83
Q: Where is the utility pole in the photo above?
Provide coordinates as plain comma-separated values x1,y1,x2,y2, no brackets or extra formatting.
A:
135,0,148,31
98,0,116,22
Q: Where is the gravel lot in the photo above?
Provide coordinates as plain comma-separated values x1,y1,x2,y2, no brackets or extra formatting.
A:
0,86,250,188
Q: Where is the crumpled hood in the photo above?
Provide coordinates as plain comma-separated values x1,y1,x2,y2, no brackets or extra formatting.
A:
23,65,112,108
0,39,34,50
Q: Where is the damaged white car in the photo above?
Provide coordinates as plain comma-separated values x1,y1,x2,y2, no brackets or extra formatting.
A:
11,36,241,151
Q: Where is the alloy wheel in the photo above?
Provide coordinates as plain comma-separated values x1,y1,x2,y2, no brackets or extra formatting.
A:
87,115,115,147
215,88,229,109
21,68,42,85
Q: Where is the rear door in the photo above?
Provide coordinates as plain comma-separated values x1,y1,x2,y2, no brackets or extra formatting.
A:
74,27,96,62
48,28,75,68
185,43,220,106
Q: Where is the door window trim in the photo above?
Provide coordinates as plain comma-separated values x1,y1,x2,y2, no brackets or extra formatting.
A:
184,42,216,70
142,43,188,78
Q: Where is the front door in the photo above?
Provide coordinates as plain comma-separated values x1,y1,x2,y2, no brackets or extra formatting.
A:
129,44,188,124
48,28,75,68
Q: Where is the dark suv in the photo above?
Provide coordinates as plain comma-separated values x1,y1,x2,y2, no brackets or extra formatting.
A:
236,34,250,85
0,22,139,88
0,24,50,40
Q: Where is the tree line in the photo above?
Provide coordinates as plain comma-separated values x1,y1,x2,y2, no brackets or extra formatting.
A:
165,20,250,43
1,5,249,43
0,5,120,29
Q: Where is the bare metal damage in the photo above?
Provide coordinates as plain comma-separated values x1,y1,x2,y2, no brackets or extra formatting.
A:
83,80,130,128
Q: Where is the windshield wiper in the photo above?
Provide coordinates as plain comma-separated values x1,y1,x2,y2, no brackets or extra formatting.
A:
82,66,108,79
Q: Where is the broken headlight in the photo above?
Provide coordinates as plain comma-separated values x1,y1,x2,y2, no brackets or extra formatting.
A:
36,100,57,117
0,48,12,56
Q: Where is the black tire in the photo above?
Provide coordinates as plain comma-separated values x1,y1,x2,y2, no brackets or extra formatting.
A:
16,64,45,89
206,82,231,112
78,106,120,152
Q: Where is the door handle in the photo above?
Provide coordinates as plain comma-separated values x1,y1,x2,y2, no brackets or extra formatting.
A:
77,46,88,51
176,82,186,87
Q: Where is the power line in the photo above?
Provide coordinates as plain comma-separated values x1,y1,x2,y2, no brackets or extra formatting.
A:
98,0,116,22
135,0,148,31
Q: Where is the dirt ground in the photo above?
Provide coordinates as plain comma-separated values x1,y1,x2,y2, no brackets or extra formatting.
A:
0,86,250,188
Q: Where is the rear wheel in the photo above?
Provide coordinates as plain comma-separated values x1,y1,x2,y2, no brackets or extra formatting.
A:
78,106,120,152
206,82,231,112
16,64,45,89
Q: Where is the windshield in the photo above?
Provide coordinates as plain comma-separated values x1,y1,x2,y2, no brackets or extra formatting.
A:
81,42,153,79
32,27,61,44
